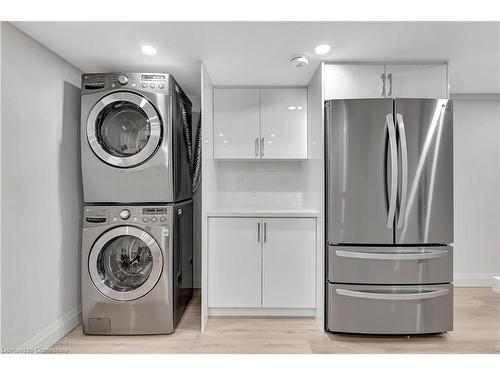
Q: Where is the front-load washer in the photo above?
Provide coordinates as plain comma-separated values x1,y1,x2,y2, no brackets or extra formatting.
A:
81,73,193,204
82,202,193,335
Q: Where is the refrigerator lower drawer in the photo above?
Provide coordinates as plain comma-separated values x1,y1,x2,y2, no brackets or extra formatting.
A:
327,283,453,334
328,245,453,284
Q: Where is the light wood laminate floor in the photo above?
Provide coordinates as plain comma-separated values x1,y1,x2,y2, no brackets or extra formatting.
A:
53,288,500,354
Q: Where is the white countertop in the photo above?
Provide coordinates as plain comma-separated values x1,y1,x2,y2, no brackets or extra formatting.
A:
207,208,320,218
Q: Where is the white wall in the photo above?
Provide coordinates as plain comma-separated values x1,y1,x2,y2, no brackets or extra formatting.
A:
216,161,305,209
305,63,325,326
1,23,82,349
453,99,500,286
200,63,216,331
0,21,3,348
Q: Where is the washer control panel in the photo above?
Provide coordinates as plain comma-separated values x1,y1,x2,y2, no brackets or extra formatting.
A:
119,209,131,220
84,206,172,227
81,73,170,94
117,74,129,85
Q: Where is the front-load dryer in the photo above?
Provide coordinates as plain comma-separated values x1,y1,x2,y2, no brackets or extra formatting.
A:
81,73,193,203
82,202,193,335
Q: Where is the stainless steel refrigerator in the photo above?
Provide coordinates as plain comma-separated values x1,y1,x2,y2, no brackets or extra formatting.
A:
325,98,453,335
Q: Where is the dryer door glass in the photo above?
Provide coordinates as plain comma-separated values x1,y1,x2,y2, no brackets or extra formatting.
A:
96,102,151,157
87,92,162,168
88,226,164,301
97,235,153,292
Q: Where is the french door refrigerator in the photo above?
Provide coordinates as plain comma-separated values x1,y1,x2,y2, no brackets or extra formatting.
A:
325,98,453,334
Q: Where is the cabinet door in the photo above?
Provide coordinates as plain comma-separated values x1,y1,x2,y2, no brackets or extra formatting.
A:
262,218,316,308
386,64,448,98
208,217,261,307
324,64,386,99
260,88,307,159
213,88,261,159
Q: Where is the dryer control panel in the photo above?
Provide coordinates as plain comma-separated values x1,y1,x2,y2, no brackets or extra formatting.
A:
81,73,171,95
83,205,173,227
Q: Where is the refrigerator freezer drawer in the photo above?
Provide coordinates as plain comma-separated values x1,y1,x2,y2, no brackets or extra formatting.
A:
327,283,453,334
328,245,453,284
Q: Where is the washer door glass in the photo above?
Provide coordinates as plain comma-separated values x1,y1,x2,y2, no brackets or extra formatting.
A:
87,92,162,168
96,102,151,157
89,226,163,301
97,235,153,292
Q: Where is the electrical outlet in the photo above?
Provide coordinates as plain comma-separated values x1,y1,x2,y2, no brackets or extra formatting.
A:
251,188,257,199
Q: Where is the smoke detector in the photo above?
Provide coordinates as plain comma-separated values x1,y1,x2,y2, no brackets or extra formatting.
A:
290,55,309,69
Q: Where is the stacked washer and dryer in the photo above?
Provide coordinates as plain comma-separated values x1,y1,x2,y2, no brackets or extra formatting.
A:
80,73,196,335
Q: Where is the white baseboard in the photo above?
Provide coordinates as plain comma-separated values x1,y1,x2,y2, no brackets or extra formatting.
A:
18,305,82,351
492,276,500,294
208,307,316,317
450,93,500,101
315,313,325,331
454,273,495,287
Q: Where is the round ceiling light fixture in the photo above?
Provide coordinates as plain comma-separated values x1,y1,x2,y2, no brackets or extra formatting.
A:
290,55,309,69
141,45,158,56
314,44,331,55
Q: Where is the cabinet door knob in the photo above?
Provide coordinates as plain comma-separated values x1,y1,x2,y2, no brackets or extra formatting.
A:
387,73,393,97
261,137,265,158
255,138,259,158
381,73,386,97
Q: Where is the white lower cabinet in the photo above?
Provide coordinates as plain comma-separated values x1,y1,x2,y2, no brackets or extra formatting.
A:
262,218,316,308
208,217,261,307
208,216,316,312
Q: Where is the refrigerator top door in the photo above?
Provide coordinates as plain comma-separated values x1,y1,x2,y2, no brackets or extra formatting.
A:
394,99,453,245
326,99,395,245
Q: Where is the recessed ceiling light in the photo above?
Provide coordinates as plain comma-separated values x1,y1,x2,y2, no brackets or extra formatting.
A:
141,45,157,56
314,44,331,55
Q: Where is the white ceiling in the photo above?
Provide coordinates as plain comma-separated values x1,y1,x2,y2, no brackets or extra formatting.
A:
13,21,500,108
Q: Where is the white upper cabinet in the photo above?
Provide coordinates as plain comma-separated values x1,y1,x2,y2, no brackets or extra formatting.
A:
260,89,307,159
385,64,448,98
213,88,308,160
213,88,260,159
324,64,386,99
324,63,448,100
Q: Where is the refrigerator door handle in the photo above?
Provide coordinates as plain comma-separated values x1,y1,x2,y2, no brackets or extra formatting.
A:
335,249,449,260
386,114,398,228
335,288,449,301
396,113,408,229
